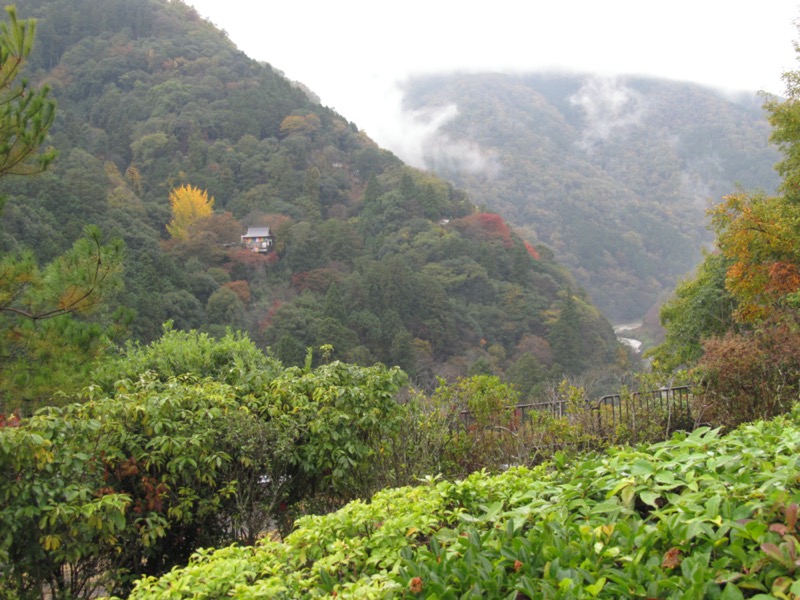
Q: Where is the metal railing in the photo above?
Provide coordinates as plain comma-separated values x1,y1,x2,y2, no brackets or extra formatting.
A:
591,386,693,439
457,386,695,442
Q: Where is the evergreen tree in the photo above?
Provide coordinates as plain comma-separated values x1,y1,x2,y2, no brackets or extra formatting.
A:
0,10,122,410
323,282,347,322
549,292,587,375
0,6,56,203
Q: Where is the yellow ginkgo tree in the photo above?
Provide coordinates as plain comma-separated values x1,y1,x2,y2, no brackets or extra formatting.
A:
166,184,214,240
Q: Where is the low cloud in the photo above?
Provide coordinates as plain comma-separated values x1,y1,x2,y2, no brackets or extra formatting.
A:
363,80,496,176
569,76,646,149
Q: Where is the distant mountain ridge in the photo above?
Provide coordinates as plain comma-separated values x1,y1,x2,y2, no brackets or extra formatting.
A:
401,72,780,321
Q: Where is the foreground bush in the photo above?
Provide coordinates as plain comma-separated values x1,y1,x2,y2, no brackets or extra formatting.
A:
0,358,406,599
127,406,800,599
698,317,800,428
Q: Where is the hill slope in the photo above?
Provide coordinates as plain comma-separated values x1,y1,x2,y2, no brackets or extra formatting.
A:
401,72,780,321
0,0,621,398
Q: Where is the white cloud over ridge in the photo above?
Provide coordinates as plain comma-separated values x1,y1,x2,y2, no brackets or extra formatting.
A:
569,77,647,150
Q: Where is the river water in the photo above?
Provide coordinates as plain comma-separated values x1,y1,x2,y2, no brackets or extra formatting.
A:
614,322,643,352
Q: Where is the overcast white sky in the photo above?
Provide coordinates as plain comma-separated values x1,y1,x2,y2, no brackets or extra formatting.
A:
187,1,800,163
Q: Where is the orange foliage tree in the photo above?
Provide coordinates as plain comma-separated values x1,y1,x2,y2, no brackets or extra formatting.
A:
709,191,800,322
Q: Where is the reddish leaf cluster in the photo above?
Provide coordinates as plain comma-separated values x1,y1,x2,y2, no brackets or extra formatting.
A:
0,413,20,428
116,456,139,478
228,248,271,267
662,547,682,569
140,476,168,513
524,240,540,260
452,213,514,248
698,318,800,427
408,577,423,594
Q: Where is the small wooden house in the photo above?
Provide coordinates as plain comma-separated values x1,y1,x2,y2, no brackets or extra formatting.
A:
241,226,273,253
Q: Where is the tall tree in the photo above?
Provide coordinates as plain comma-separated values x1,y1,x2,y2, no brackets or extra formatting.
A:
0,9,122,411
654,24,800,375
166,184,215,240
650,251,737,371
708,191,800,322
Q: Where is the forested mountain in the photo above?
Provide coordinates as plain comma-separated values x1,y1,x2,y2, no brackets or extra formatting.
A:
401,73,780,322
0,0,623,407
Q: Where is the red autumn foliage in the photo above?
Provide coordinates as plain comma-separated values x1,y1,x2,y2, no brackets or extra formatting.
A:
662,547,682,569
524,240,540,260
0,413,21,428
766,261,800,296
451,213,514,248
141,475,168,513
228,248,271,267
409,577,423,594
115,457,139,478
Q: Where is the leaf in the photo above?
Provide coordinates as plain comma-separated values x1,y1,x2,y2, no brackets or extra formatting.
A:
640,491,660,508
585,577,606,597
621,484,635,509
770,523,789,536
772,577,792,595
706,495,721,518
787,503,798,531
720,582,745,600
606,479,634,500
630,460,654,477
761,543,786,565
662,547,682,569
654,471,676,485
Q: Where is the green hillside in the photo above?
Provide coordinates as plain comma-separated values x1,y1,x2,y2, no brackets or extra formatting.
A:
0,0,622,408
401,73,780,322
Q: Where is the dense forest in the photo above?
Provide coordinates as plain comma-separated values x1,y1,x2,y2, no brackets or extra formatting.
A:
0,0,623,411
5,1,800,598
401,73,780,321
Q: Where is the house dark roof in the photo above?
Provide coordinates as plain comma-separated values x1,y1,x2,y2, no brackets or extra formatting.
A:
242,227,272,239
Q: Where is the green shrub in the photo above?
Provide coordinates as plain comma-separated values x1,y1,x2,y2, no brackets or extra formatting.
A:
125,407,800,598
91,324,282,393
0,356,406,598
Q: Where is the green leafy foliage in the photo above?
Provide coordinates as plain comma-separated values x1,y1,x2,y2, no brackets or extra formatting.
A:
649,251,738,372
125,406,800,599
90,324,282,392
0,339,407,598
